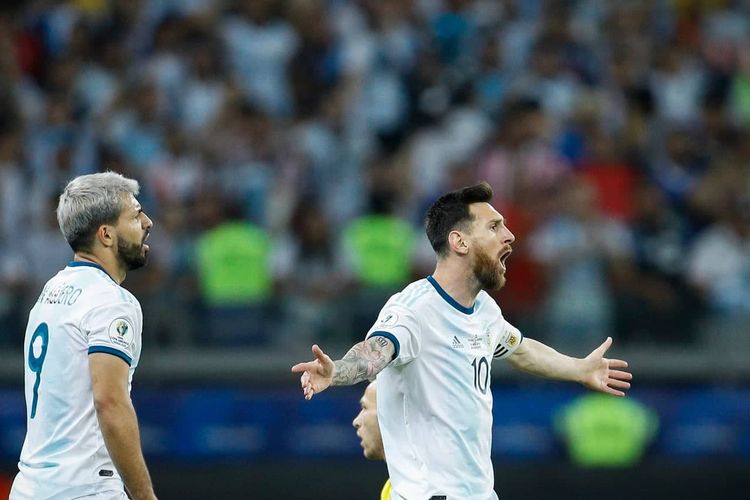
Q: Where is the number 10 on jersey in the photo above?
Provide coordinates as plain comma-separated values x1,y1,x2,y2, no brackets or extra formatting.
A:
471,356,489,394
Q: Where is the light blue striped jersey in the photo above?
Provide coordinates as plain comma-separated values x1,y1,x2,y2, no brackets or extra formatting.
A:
367,276,522,500
11,262,142,499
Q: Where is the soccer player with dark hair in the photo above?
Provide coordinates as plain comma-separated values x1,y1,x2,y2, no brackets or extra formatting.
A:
294,181,631,499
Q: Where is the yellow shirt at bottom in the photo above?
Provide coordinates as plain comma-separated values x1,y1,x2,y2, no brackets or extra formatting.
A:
380,479,391,500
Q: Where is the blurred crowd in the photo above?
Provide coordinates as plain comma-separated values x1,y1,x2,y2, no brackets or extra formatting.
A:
0,0,749,352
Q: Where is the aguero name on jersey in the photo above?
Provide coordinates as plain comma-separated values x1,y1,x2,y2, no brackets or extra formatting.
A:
11,262,143,500
366,276,522,500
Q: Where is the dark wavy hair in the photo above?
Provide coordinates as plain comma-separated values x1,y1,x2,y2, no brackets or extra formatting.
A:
424,182,493,256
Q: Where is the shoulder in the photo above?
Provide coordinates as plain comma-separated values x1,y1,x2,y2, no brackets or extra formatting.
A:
79,297,142,343
73,272,142,321
88,276,140,310
55,266,126,309
118,286,141,309
371,280,430,328
476,290,502,316
384,279,433,314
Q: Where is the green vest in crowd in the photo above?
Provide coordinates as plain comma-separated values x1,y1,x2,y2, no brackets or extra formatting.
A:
196,222,272,305
343,215,416,288
557,393,658,467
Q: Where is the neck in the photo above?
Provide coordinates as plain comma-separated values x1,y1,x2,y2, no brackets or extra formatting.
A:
431,258,481,308
73,251,125,284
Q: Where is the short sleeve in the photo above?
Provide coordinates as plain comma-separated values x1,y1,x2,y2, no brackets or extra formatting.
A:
493,320,523,359
366,303,420,367
82,302,140,366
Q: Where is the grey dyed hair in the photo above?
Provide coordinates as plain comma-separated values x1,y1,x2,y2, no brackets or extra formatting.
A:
57,172,140,251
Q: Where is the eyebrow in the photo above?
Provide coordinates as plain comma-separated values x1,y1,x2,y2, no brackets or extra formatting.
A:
489,217,504,225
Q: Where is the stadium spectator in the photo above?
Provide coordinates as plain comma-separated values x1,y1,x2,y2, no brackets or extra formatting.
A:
556,393,658,467
615,181,701,344
686,162,750,349
0,0,748,354
221,0,297,117
194,194,276,344
275,197,350,343
476,97,570,212
529,178,633,349
0,121,28,346
342,170,418,340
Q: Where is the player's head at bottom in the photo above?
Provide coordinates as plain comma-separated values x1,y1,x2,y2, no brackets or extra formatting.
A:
353,381,385,461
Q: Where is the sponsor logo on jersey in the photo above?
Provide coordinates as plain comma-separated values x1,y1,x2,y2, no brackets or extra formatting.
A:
451,336,464,349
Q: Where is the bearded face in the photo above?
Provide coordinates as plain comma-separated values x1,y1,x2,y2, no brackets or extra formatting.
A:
472,242,506,291
117,233,149,271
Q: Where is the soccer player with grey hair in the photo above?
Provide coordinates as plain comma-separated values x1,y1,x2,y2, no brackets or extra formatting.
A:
11,172,157,499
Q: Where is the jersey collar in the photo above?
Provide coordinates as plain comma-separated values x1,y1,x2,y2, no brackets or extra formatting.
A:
67,261,117,283
426,275,475,314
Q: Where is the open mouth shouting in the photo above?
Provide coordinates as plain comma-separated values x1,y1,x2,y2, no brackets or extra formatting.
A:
499,247,512,272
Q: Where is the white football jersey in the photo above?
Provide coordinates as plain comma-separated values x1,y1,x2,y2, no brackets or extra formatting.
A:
11,262,142,500
367,276,522,500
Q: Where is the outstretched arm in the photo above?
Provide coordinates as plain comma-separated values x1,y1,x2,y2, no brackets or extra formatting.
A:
506,337,632,397
291,336,395,400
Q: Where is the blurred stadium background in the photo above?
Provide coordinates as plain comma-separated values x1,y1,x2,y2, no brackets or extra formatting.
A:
0,0,749,498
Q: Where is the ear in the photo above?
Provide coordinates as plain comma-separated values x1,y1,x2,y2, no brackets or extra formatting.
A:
96,224,116,249
447,230,469,256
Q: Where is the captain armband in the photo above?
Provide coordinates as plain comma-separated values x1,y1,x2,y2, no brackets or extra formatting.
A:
493,325,523,359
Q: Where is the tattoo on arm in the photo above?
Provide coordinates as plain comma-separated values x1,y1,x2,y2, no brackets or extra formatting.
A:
331,337,395,386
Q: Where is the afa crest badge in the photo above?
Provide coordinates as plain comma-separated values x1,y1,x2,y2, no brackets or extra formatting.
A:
508,331,518,347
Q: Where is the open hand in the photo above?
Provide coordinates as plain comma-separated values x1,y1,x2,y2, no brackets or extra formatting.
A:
579,337,632,397
291,344,335,400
